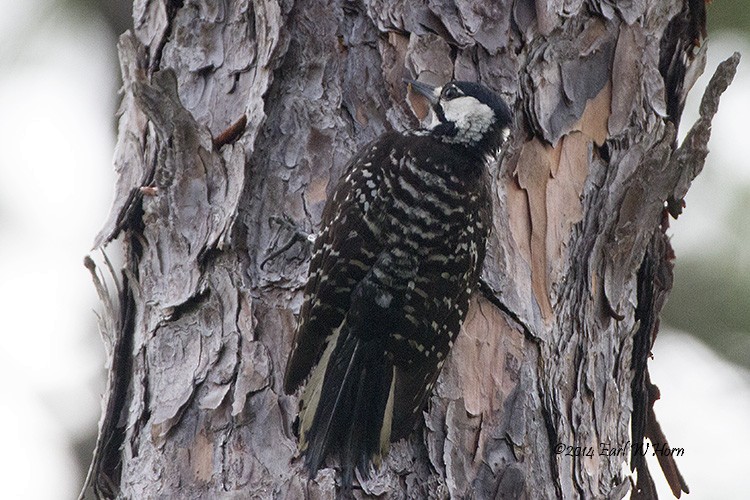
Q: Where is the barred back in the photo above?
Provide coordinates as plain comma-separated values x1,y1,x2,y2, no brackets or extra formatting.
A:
283,130,492,489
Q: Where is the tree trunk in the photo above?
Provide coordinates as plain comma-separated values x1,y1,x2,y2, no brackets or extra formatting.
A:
82,1,738,498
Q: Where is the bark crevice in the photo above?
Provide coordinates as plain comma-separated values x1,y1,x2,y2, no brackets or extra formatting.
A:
82,2,737,498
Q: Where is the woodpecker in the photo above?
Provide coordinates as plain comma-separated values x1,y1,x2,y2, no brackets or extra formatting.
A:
283,79,512,491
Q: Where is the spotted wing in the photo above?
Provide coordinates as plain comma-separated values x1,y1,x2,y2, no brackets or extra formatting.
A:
283,136,395,394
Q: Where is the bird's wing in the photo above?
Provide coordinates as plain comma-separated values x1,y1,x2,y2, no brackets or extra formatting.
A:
283,136,393,394
388,243,480,439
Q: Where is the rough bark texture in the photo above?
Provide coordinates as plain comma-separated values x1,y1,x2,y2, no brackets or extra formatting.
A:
82,1,738,498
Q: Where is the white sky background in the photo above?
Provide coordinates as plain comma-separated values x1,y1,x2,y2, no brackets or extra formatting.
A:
0,2,116,499
0,2,747,499
647,33,750,499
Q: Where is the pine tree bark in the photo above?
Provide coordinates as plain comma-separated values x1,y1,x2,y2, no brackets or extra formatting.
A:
82,1,737,498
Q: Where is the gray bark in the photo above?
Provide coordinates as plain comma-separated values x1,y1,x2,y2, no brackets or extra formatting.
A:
82,1,738,498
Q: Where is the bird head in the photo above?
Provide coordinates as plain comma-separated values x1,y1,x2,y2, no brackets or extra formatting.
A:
407,80,512,152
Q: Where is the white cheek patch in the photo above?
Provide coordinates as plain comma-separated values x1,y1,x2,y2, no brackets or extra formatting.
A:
441,96,495,143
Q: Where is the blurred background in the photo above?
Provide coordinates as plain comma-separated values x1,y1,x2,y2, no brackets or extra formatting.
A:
0,1,747,499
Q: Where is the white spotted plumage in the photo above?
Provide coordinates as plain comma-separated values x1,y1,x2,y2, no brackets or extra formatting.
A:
283,80,512,492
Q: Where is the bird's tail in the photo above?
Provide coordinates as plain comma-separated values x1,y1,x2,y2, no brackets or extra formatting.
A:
297,328,396,492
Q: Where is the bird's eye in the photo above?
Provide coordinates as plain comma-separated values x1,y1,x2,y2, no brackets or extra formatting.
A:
442,85,461,100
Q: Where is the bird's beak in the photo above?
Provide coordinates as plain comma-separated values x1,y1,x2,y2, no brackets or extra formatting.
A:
405,79,439,105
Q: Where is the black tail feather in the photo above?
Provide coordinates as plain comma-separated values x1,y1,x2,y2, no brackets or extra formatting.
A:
304,334,360,476
303,332,394,493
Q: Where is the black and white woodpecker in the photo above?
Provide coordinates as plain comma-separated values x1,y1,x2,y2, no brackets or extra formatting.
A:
283,79,513,490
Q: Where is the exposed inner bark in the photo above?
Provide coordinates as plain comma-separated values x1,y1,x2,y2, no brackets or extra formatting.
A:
82,1,738,498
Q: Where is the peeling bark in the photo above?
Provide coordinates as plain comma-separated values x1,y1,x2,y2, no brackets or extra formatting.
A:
82,1,738,498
